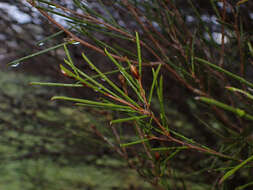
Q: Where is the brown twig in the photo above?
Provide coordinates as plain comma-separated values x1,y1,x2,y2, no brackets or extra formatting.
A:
123,0,168,59
234,11,245,77
219,0,227,67
39,1,164,66
90,125,124,157
109,125,128,159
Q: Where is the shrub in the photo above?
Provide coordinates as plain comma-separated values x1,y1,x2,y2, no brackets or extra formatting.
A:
11,0,253,189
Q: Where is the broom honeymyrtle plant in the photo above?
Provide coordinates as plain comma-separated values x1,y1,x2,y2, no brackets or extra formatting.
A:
9,0,253,189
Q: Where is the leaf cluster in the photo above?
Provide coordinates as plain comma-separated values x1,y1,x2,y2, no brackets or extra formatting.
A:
10,0,253,189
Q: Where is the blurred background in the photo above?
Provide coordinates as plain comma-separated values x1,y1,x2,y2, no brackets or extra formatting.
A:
0,1,153,189
0,0,252,189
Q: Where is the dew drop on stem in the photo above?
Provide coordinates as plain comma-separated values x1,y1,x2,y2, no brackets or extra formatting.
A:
11,62,20,67
72,41,80,45
61,69,66,75
49,5,56,8
194,96,200,100
38,42,44,46
94,87,102,92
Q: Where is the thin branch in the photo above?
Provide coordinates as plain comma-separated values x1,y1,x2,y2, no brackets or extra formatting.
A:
219,0,226,67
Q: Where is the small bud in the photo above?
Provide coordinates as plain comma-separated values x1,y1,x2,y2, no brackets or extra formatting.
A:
60,69,67,76
118,74,128,95
154,152,160,161
130,64,139,79
60,68,74,79
118,74,125,84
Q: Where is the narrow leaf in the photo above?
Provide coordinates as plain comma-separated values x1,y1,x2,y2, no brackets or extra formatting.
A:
248,42,253,57
219,154,253,184
235,181,253,190
30,82,83,87
63,44,79,77
135,31,142,77
36,30,64,46
226,86,253,101
62,61,111,95
76,103,137,112
105,49,143,102
52,96,133,110
196,96,253,120
82,52,140,108
110,115,149,125
148,64,162,104
120,138,150,147
8,42,68,66
195,57,253,88
151,146,188,151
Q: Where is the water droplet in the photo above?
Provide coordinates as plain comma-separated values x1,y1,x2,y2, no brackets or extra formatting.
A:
49,5,56,8
81,1,89,6
61,69,66,75
11,62,20,67
101,78,106,82
194,96,200,100
72,41,80,45
38,42,44,46
94,87,102,92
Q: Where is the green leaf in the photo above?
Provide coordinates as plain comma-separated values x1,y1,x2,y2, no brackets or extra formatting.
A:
151,146,188,151
195,57,253,88
51,96,133,110
82,52,140,108
248,42,253,57
63,44,79,77
104,49,144,102
104,49,137,87
110,115,149,125
30,82,83,87
235,181,253,190
219,154,253,184
196,96,253,120
148,64,162,104
135,32,142,77
36,30,64,46
76,103,137,112
61,62,112,95
120,138,150,147
157,75,166,127
226,86,253,101
8,42,68,66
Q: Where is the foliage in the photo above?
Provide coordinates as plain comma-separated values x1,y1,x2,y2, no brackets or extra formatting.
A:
10,0,253,189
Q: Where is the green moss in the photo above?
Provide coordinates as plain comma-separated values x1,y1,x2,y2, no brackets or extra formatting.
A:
0,70,151,189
